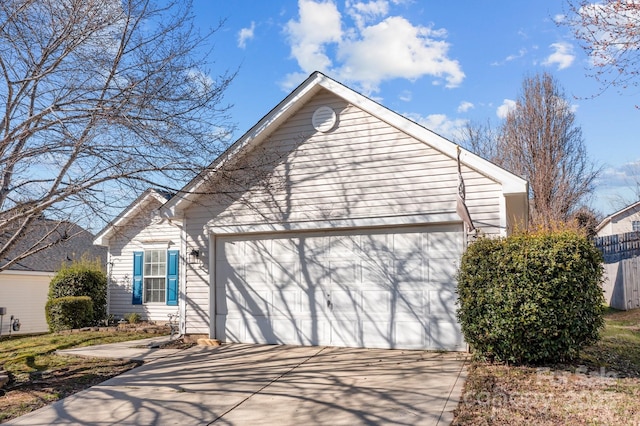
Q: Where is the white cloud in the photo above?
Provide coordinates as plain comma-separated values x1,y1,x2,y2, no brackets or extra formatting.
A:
492,48,528,66
553,14,566,23
283,0,464,94
238,22,256,49
405,112,468,139
285,0,342,73
457,101,474,113
346,0,389,29
496,99,516,119
543,42,575,70
399,90,412,102
337,16,464,93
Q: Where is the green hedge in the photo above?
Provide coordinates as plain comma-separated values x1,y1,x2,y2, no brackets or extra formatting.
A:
456,230,605,364
45,296,94,332
49,259,106,324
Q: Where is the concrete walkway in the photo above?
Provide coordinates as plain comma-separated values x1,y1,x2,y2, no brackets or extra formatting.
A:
7,342,468,426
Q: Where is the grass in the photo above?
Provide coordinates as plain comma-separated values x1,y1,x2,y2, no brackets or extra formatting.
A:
452,308,640,425
0,327,168,423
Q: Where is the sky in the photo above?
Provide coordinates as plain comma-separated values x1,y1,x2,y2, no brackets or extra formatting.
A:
193,0,640,216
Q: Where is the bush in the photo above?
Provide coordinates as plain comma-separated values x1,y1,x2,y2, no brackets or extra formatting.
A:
124,312,141,324
457,230,606,364
49,258,107,324
45,296,94,332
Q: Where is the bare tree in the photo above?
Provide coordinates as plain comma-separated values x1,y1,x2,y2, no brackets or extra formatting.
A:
499,72,600,229
564,0,640,95
0,0,235,270
454,120,501,163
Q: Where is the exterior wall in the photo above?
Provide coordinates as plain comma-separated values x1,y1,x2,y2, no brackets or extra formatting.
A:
186,90,503,234
0,271,52,335
182,89,505,334
106,199,182,322
598,203,640,237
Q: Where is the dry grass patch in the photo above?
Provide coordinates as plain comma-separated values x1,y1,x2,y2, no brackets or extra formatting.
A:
453,308,640,425
0,327,168,423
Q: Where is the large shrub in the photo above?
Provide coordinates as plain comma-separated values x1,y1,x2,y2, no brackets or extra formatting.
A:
457,230,605,364
45,296,94,332
48,258,107,324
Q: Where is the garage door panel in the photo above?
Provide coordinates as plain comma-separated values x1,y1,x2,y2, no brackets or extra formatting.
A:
394,258,424,285
329,260,358,285
429,320,464,350
271,262,299,287
361,262,392,288
362,290,390,313
216,225,464,350
362,321,391,348
395,321,426,349
429,260,458,283
329,235,359,257
428,290,457,317
330,320,359,347
271,290,300,315
427,227,464,251
393,232,424,255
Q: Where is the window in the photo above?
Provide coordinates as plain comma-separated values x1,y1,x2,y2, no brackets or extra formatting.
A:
132,250,179,306
144,250,166,303
633,221,640,232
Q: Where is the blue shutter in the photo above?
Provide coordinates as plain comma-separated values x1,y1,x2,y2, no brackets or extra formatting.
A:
166,250,179,306
132,251,143,305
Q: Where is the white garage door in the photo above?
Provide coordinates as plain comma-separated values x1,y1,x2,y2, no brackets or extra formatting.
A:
214,224,465,350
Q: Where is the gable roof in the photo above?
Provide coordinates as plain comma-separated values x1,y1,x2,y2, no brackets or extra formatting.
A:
95,71,529,243
1,219,106,272
93,188,173,246
166,71,527,215
596,199,640,233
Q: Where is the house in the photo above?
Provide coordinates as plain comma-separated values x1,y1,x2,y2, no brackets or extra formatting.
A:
596,200,640,237
594,200,640,310
94,72,529,351
0,219,106,335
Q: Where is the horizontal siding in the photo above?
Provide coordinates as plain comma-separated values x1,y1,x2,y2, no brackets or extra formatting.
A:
180,89,506,335
107,198,182,323
185,89,503,236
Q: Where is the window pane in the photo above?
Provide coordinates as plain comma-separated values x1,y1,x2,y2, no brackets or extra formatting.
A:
144,277,166,303
143,250,167,303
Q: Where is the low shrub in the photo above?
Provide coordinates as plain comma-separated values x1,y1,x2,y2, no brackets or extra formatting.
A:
124,312,141,324
49,258,106,324
457,230,606,364
45,296,94,332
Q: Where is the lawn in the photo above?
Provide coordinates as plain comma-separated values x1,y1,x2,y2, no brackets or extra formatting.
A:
0,327,168,423
453,308,640,425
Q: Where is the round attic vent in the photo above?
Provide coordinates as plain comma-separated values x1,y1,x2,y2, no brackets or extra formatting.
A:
312,106,337,133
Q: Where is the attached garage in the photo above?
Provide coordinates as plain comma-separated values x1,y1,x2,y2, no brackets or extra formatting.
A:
98,72,528,351
214,225,464,350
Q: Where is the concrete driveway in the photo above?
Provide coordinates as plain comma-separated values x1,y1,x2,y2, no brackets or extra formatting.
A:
6,343,468,426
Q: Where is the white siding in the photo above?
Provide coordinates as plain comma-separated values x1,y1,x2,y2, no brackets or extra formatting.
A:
106,199,182,322
610,207,640,235
182,90,504,335
0,271,51,334
186,90,502,233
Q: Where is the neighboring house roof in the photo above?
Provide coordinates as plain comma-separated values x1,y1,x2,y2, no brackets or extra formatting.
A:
0,219,106,272
596,199,640,233
94,71,529,243
94,188,173,246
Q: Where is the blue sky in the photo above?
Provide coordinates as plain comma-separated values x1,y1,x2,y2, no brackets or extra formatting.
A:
194,0,640,216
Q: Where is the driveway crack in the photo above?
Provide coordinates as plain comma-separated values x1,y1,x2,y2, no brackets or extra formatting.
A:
207,346,328,424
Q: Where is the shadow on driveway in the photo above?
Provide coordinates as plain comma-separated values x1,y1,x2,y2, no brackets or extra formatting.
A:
6,344,468,426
